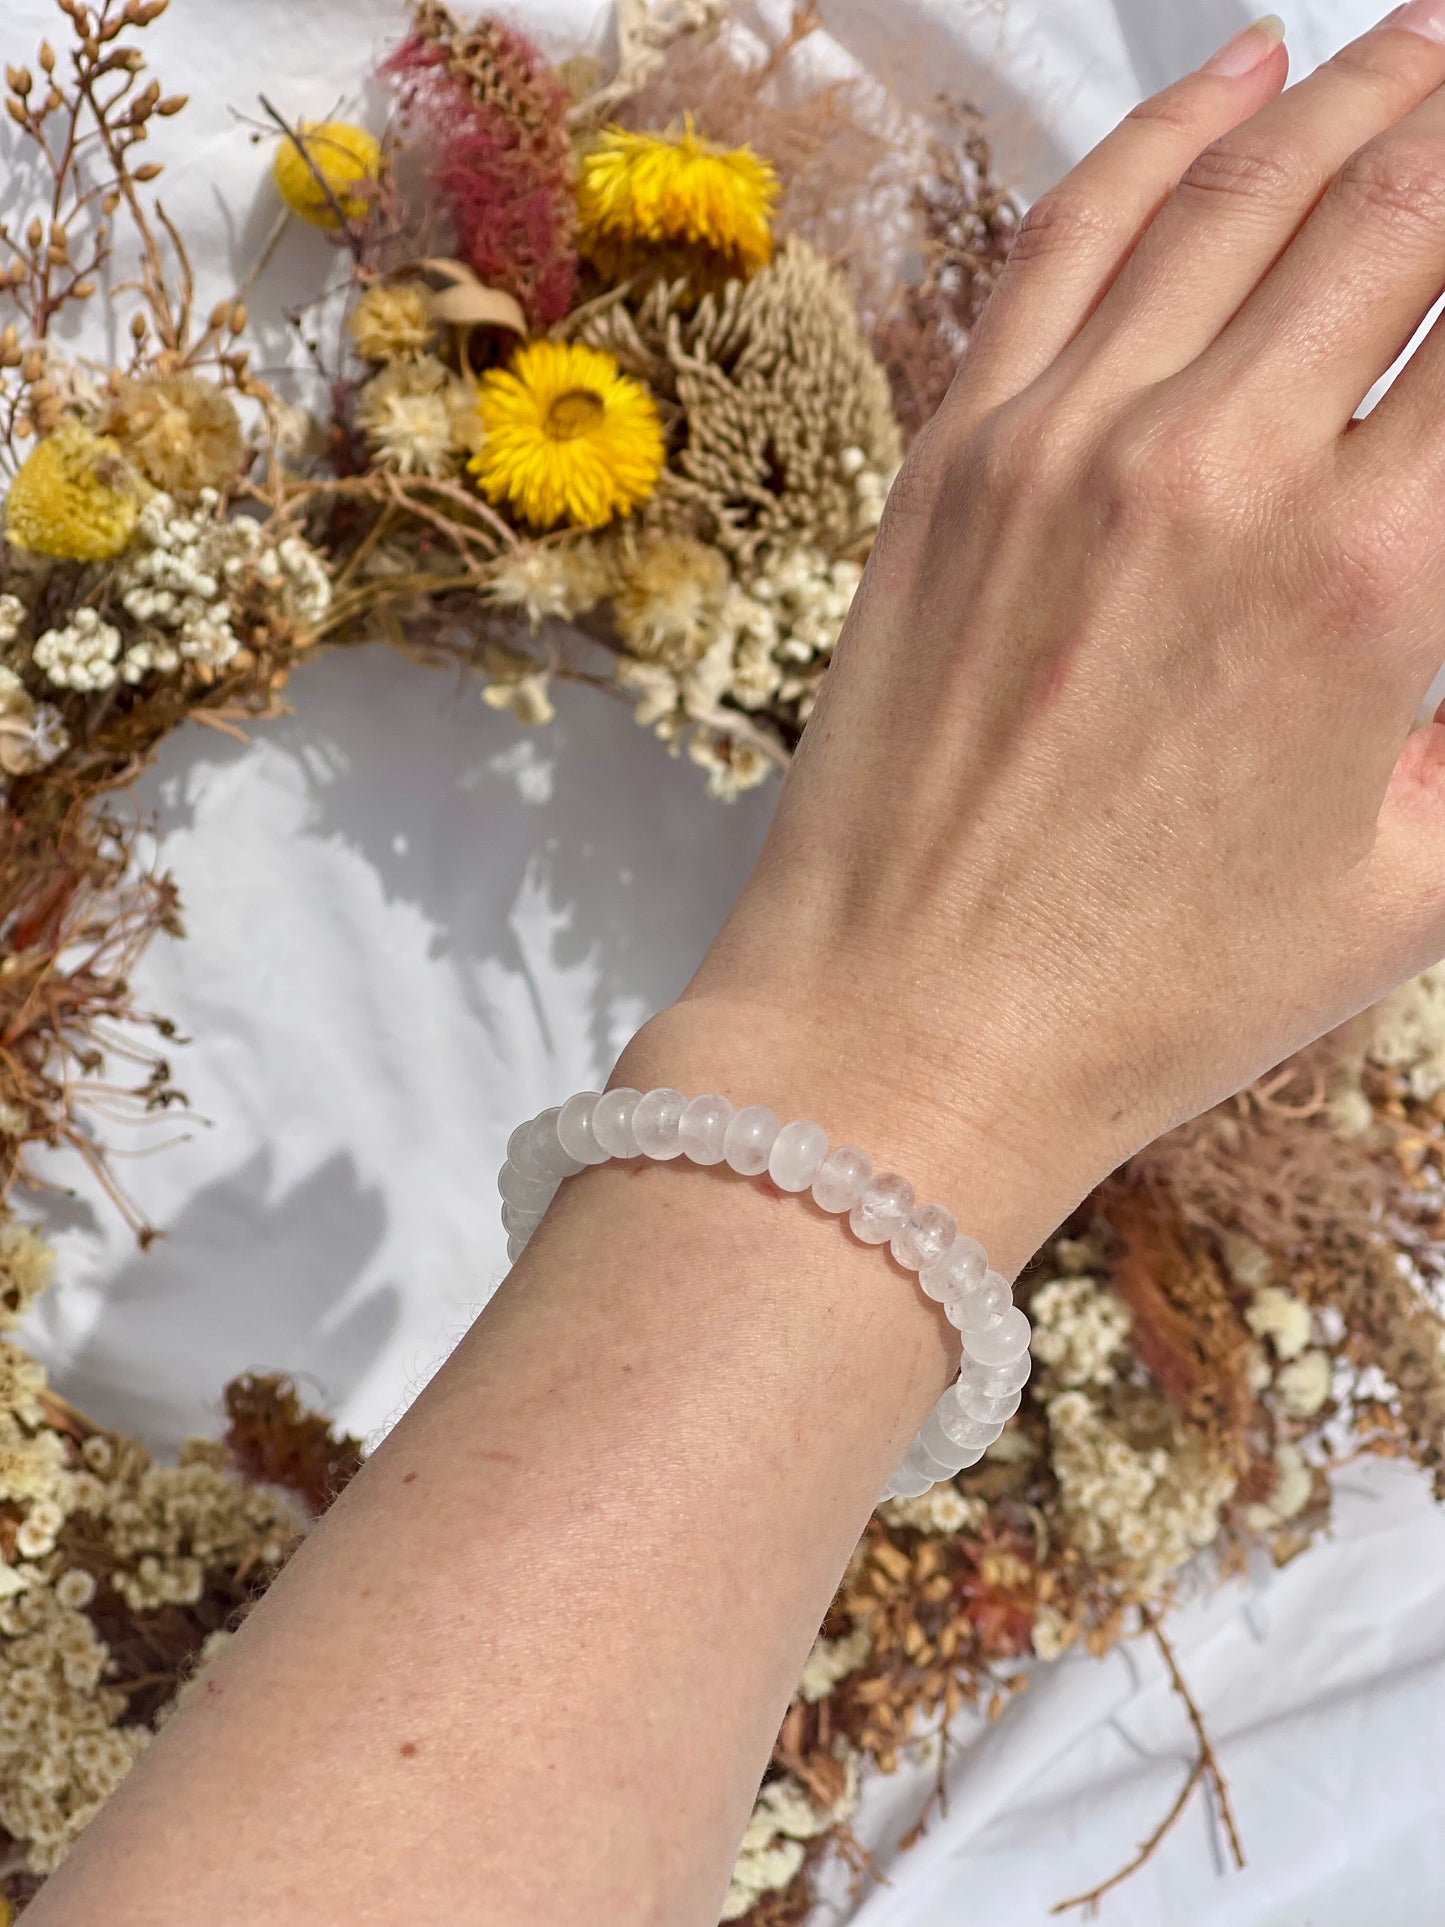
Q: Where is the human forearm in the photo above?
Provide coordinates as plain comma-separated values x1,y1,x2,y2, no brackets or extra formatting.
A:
28,1010,1086,1927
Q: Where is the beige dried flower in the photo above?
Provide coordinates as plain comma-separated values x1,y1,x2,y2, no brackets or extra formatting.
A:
574,236,902,562
105,374,246,495
611,530,728,666
348,282,436,363
1275,1349,1333,1419
354,356,479,478
1245,1285,1313,1362
0,1221,56,1331
488,540,613,631
481,641,556,726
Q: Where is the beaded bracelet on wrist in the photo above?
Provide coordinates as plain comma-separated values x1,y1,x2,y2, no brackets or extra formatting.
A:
497,1088,1033,1502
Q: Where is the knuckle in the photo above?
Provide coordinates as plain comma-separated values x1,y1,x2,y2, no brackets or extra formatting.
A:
1176,135,1311,212
1327,34,1429,105
1008,188,1113,266
1317,495,1421,631
1094,410,1227,528
1333,140,1445,236
1124,87,1205,139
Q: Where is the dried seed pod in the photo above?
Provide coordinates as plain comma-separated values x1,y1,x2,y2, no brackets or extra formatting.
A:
24,216,43,250
38,40,55,72
102,190,120,214
228,303,247,335
156,94,187,116
6,65,33,96
71,279,96,299
5,97,27,128
132,161,163,182
129,312,147,340
20,347,44,382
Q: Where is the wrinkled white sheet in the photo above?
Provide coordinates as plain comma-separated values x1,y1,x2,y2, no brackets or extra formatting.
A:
8,0,1445,1917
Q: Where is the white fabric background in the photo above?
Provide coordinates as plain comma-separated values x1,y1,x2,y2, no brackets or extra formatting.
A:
8,0,1445,1918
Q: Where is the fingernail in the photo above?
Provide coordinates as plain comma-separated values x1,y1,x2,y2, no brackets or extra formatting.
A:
1386,0,1445,43
1203,14,1287,75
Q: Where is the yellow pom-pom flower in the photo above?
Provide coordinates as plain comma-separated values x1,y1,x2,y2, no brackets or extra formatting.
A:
4,420,141,562
272,119,382,229
471,340,665,531
577,118,778,282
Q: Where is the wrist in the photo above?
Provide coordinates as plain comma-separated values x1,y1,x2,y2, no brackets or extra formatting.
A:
615,984,1121,1279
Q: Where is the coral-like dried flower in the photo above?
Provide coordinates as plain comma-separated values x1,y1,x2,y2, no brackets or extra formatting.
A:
471,340,665,531
577,118,778,283
105,374,245,495
382,10,578,330
272,119,382,229
3,421,141,561
348,282,437,363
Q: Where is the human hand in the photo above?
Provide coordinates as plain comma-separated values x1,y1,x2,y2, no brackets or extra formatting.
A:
630,3,1445,1267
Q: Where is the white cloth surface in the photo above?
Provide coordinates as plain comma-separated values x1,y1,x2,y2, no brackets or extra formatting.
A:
8,0,1445,1918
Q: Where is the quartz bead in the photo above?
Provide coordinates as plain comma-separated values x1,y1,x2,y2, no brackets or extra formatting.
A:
954,1383,1021,1427
892,1202,957,1271
768,1119,828,1192
959,1352,1032,1398
497,1161,554,1212
506,1233,526,1265
678,1093,735,1166
632,1087,687,1160
919,1234,988,1304
909,1441,955,1479
723,1105,781,1176
964,1304,1032,1367
592,1087,642,1159
527,1106,585,1179
506,1120,547,1182
811,1144,872,1214
849,1172,915,1245
557,1091,609,1166
936,1401,999,1452
918,1407,967,1473
885,1457,935,1499
946,1270,1012,1335
500,1199,539,1236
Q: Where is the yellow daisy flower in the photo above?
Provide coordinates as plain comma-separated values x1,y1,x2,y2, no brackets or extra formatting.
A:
4,420,142,562
471,340,665,531
577,118,778,283
272,119,382,229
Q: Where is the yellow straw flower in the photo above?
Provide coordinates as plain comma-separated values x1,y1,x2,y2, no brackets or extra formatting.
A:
272,119,382,229
4,420,141,562
577,119,778,282
471,340,665,531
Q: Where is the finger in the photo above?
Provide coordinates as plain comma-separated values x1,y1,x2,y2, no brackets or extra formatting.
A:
1201,84,1445,438
1056,2,1445,391
953,18,1289,418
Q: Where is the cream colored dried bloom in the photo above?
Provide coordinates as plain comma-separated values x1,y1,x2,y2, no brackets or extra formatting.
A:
0,1222,56,1332
1241,1442,1315,1534
1246,1285,1313,1362
0,1343,48,1429
880,1486,987,1536
0,593,26,644
1030,1275,1133,1389
481,642,555,726
797,1623,872,1704
611,532,728,667
1046,1384,1237,1591
355,356,478,478
1031,1603,1079,1661
686,723,772,800
0,665,68,775
1370,967,1445,1099
1221,1233,1274,1293
105,374,245,495
489,540,613,631
1275,1349,1332,1419
723,1759,859,1921
348,282,436,363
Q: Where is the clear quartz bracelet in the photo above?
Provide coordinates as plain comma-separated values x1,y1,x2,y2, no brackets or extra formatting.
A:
497,1088,1033,1502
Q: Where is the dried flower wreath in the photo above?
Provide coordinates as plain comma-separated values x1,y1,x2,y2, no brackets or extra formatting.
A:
1,2,1444,1921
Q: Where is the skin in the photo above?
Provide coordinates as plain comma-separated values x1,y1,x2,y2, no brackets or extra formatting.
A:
30,5,1445,1921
